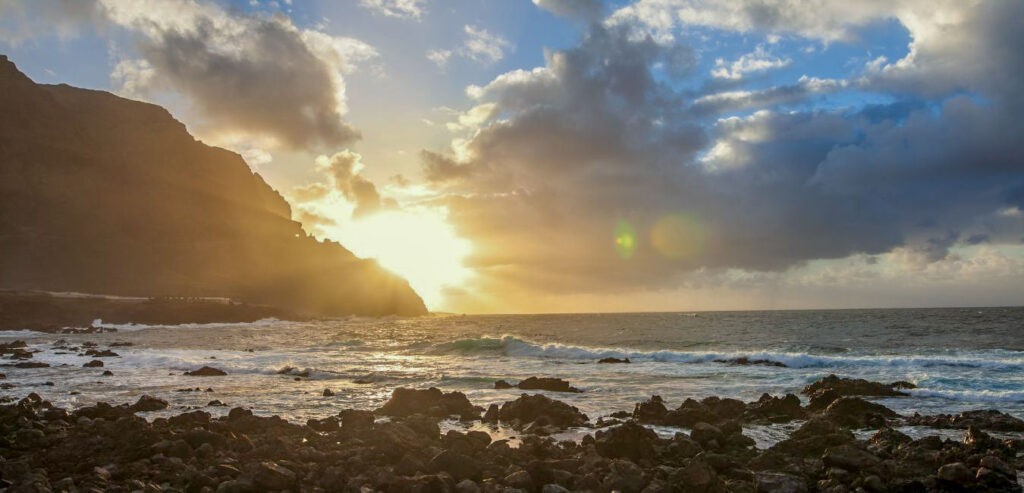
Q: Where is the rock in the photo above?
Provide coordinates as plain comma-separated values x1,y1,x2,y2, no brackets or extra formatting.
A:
377,387,481,419
595,421,659,462
207,399,227,407
906,409,1024,432
430,450,482,481
498,394,588,428
339,409,375,431
455,479,481,493
671,457,723,492
516,377,582,393
769,417,855,457
746,394,806,422
129,395,169,412
714,357,787,368
494,379,514,389
755,472,808,493
102,370,113,376
84,349,119,357
598,357,631,364
482,403,499,423
633,395,669,423
822,445,880,472
823,397,896,428
690,422,725,447
663,399,720,427
184,366,227,376
936,462,973,486
868,426,912,450
862,474,885,492
322,388,334,397
254,461,297,490
805,389,841,412
83,359,104,367
504,470,533,490
541,484,570,493
963,425,1000,449
602,459,645,493
13,362,48,368
802,374,909,398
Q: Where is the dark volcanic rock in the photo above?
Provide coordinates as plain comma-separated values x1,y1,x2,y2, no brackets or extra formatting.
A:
184,366,227,376
598,357,631,364
497,394,588,428
595,421,659,462
802,374,910,398
83,359,104,368
377,387,481,420
633,395,669,423
906,409,1024,432
823,397,897,428
516,377,582,393
494,379,514,389
129,395,169,412
714,357,787,368
746,393,806,422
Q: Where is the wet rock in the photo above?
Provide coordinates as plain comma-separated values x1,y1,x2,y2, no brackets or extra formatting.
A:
962,425,1000,450
603,459,646,493
83,359,104,367
207,399,227,407
377,387,481,420
340,409,375,431
823,397,896,428
494,379,514,389
84,349,119,357
755,472,807,493
633,395,669,423
690,422,725,447
936,462,972,486
253,461,297,490
482,403,499,423
769,417,855,457
102,370,113,376
663,399,720,427
12,361,48,368
802,374,910,398
456,479,481,493
505,470,534,490
671,457,725,493
516,376,582,393
822,445,880,472
714,357,787,368
906,408,1024,432
598,357,631,364
746,394,806,422
805,389,841,412
430,450,482,481
541,484,570,493
868,426,912,450
595,421,659,462
498,394,588,428
130,395,169,412
322,388,334,397
184,366,227,376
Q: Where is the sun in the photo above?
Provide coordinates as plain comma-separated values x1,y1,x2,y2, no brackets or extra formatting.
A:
337,208,472,310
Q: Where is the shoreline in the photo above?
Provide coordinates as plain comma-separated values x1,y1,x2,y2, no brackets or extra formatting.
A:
1,372,1022,492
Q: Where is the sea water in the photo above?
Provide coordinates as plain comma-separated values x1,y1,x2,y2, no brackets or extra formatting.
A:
2,307,1022,445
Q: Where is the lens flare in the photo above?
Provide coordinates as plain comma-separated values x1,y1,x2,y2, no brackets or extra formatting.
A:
614,220,637,259
650,213,705,259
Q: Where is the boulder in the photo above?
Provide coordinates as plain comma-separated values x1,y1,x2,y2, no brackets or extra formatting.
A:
377,387,481,420
184,366,227,376
494,379,514,389
746,394,806,422
754,472,807,493
498,394,588,428
633,395,668,423
516,377,582,393
129,395,169,412
594,421,659,462
823,397,896,428
429,450,482,481
802,374,909,398
714,357,787,368
821,445,880,471
690,422,725,447
83,360,104,368
906,409,1024,432
598,357,631,364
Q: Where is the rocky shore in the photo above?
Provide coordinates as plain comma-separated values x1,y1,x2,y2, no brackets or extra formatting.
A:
1,374,1022,492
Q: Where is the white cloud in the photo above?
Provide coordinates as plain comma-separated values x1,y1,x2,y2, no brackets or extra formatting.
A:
426,48,453,68
711,44,790,80
358,0,426,20
428,25,512,68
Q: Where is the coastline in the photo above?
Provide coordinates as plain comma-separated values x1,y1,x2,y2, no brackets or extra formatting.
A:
1,369,1022,491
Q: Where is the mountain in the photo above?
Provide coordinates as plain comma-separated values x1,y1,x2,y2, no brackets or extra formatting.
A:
0,55,426,317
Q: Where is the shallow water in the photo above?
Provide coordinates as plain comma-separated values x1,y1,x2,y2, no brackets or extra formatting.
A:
2,307,1022,445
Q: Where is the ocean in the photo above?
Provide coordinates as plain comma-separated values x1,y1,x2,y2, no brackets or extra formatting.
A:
2,307,1023,446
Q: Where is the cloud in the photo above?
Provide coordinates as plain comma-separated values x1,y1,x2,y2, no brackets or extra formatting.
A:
532,0,603,22
315,150,387,218
417,3,1024,310
711,44,790,80
427,25,511,68
358,0,426,20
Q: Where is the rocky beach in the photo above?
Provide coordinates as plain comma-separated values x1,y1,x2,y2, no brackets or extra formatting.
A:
2,369,1023,492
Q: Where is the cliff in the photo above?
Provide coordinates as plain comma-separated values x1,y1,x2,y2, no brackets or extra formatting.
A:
0,55,427,317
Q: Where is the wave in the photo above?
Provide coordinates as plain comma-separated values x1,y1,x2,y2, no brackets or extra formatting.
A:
906,388,1024,403
427,335,1024,370
92,318,286,332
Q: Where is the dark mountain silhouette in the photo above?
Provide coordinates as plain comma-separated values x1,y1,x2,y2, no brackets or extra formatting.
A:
0,55,426,317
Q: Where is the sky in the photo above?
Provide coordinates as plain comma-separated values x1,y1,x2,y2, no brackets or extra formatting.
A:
2,0,1023,313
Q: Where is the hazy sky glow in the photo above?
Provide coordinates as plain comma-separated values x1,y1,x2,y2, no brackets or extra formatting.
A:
3,0,1023,313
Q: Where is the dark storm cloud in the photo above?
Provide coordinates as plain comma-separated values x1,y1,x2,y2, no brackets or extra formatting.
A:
422,4,1024,294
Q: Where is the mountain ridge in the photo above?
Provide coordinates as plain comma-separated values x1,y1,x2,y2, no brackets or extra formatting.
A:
0,55,427,317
